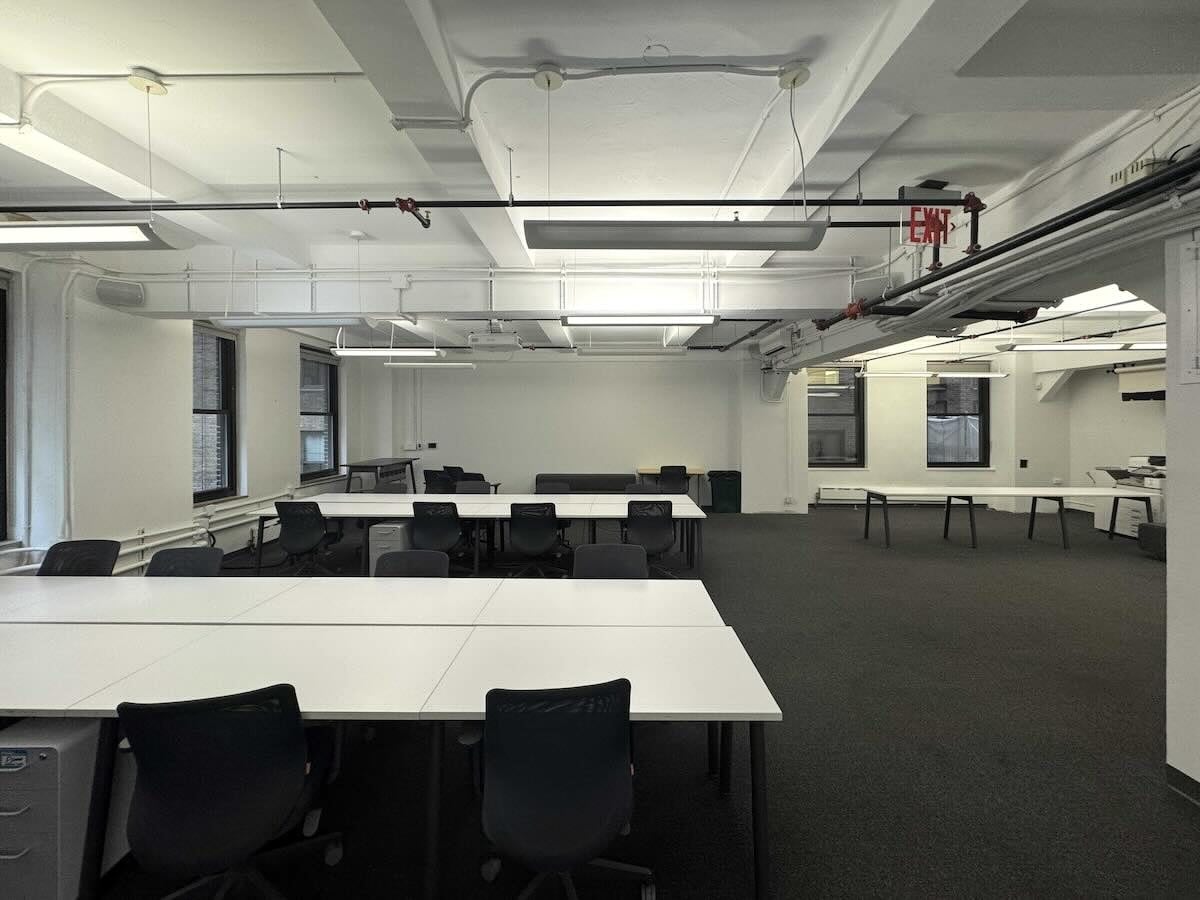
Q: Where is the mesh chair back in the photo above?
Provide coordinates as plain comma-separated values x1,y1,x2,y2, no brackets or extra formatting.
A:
423,469,455,493
572,544,648,579
626,500,675,556
483,679,633,873
145,547,224,577
455,480,492,494
443,465,466,482
536,481,571,495
509,503,559,557
460,472,486,482
274,502,328,557
658,465,689,494
374,550,450,577
117,684,308,880
412,502,463,553
38,540,121,576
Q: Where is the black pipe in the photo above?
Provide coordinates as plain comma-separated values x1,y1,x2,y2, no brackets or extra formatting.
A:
0,197,961,215
871,305,1038,323
719,319,782,352
814,150,1200,331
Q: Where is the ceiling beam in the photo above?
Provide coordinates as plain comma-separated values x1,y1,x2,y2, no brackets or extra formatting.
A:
313,0,534,267
536,320,574,347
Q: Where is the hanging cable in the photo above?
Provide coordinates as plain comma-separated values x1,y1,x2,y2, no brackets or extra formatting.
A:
144,87,155,223
545,87,551,221
788,86,808,218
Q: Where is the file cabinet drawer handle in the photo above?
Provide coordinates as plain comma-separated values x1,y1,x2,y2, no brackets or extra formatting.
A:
0,804,30,817
0,847,31,861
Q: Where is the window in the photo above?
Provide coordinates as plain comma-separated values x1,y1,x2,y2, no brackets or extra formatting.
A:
808,367,865,467
192,326,237,501
300,349,338,480
927,377,990,467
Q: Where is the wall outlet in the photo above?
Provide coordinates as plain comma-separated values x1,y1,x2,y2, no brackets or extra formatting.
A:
1019,459,1029,469
427,441,437,449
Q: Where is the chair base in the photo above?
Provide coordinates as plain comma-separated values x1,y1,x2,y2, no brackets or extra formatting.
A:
160,831,343,900
493,857,654,900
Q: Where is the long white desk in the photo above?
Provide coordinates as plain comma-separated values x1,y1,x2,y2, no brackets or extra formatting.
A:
477,578,724,627
233,577,504,625
857,484,1158,549
0,577,301,624
253,492,707,574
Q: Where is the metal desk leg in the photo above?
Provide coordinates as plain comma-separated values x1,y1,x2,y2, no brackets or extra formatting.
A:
863,492,872,539
79,718,118,899
589,518,597,543
1144,497,1155,524
1027,497,1038,539
345,470,354,493
750,722,771,900
965,497,977,549
255,516,267,575
361,517,374,575
473,519,481,575
719,722,733,795
407,460,417,494
944,496,953,540
707,723,719,778
1108,498,1119,540
881,494,892,548
1057,498,1070,550
423,722,444,900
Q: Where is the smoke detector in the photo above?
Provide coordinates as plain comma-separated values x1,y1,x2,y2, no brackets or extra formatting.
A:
127,67,168,95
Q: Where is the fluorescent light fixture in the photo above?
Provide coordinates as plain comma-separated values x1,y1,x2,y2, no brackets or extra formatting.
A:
575,346,689,357
931,371,1009,379
807,385,850,391
807,392,840,397
0,220,176,251
524,219,830,251
855,371,933,378
1127,341,1167,351
564,315,717,326
999,342,1126,352
214,317,365,329
384,361,475,369
330,347,443,358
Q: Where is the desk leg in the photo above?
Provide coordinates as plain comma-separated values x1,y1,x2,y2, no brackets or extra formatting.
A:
255,516,266,575
943,496,953,540
361,518,373,575
1027,497,1038,540
1057,498,1070,550
719,722,733,795
1144,497,1155,524
473,520,480,575
966,497,977,549
79,718,118,899
863,492,872,539
750,722,770,900
407,460,417,494
707,723,719,778
881,495,892,548
589,519,597,543
1108,498,1119,540
423,722,444,900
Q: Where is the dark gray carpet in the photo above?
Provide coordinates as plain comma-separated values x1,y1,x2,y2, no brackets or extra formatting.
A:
103,507,1200,898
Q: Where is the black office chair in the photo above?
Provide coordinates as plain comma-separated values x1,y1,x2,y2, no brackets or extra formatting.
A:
412,501,474,569
423,469,455,494
274,502,336,576
455,480,493,495
374,550,450,578
117,684,342,899
38,540,121,576
443,465,466,484
573,544,649,580
657,465,690,495
537,480,574,544
481,679,654,899
145,546,225,577
509,503,566,578
625,500,678,578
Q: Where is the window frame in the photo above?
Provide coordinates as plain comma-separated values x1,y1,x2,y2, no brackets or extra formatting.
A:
191,325,238,503
807,367,867,468
299,346,340,482
926,376,991,468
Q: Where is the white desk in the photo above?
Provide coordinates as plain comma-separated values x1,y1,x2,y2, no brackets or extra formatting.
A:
0,623,215,716
477,579,724,627
858,484,1159,549
0,577,301,624
233,577,503,625
72,625,473,720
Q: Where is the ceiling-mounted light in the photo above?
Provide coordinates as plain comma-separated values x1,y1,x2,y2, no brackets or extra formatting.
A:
998,342,1127,352
807,392,840,398
384,361,475,369
576,346,689,357
524,219,830,251
127,67,168,95
0,220,177,251
1127,341,1167,351
213,317,365,329
854,371,933,379
330,347,443,358
564,314,717,326
931,371,1009,379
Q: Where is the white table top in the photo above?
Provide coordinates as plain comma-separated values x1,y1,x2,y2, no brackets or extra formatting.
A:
421,626,780,722
0,624,216,717
234,577,503,625
254,494,705,520
0,577,301,624
72,625,474,720
477,579,724,627
860,485,1159,498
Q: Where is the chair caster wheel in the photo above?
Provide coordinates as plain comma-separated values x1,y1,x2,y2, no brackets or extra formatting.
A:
302,808,321,838
324,841,344,867
641,882,656,900
480,858,502,883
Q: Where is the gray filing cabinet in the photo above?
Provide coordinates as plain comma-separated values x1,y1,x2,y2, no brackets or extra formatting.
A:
0,719,102,899
368,521,413,575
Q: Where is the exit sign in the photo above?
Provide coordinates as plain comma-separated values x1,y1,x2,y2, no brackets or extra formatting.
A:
905,206,956,247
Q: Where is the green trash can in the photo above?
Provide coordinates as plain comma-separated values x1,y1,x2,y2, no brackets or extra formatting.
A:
707,470,741,513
